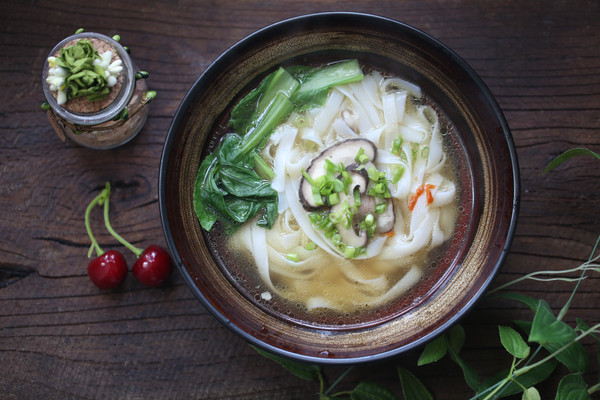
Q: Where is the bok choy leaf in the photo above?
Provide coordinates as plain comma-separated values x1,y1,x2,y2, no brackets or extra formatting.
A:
194,59,364,233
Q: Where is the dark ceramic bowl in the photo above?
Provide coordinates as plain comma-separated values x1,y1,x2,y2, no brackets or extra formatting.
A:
159,12,519,365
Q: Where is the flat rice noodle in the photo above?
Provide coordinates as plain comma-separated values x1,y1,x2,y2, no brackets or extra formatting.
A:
333,86,372,134
271,125,297,193
250,223,275,291
332,117,358,138
284,148,310,178
365,266,422,307
424,108,444,171
313,89,344,135
431,181,456,207
306,296,336,311
349,79,382,128
382,92,398,136
363,125,385,147
380,211,437,260
267,248,320,280
300,127,324,150
395,91,407,123
382,77,422,99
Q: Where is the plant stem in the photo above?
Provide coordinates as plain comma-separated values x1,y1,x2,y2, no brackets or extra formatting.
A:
492,323,600,399
558,234,600,320
323,366,354,396
85,188,107,257
254,153,276,180
101,182,143,257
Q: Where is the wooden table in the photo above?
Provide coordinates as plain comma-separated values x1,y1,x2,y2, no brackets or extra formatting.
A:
2,1,599,399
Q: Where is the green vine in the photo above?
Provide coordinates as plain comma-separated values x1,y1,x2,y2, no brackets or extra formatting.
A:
254,148,600,399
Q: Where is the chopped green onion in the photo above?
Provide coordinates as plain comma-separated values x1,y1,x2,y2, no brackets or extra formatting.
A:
355,147,370,164
392,166,405,184
325,159,337,180
344,245,357,259
312,186,324,206
367,166,380,181
421,146,430,158
341,170,352,193
353,188,362,207
305,241,317,251
332,178,344,193
328,192,340,206
286,253,299,262
375,202,387,214
392,137,403,154
364,214,375,227
301,169,316,186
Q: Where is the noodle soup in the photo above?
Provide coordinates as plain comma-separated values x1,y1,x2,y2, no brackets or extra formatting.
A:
197,61,470,325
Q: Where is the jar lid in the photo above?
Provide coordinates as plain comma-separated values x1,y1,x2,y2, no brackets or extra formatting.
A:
42,32,135,126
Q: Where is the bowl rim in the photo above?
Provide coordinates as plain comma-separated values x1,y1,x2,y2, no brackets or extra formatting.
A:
159,11,520,365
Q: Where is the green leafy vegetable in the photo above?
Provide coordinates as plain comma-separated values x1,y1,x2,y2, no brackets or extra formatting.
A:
194,60,364,233
292,59,364,109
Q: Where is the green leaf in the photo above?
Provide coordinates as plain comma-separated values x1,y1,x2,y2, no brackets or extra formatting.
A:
251,346,321,381
219,162,277,198
496,292,541,312
417,335,447,366
576,318,600,345
350,381,398,400
522,387,541,400
518,318,588,374
193,152,219,231
555,374,591,400
544,339,588,374
397,368,433,400
529,300,577,345
499,325,530,359
229,70,276,135
447,341,480,391
478,359,558,399
577,318,600,379
543,147,600,174
292,59,364,109
448,324,466,353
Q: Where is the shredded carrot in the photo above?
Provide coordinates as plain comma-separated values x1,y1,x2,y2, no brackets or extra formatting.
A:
382,230,395,238
408,184,435,211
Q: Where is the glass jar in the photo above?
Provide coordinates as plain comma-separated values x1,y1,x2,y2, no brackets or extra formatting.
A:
42,32,151,149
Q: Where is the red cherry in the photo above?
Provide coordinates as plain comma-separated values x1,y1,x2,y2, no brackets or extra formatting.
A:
132,245,173,287
87,250,128,289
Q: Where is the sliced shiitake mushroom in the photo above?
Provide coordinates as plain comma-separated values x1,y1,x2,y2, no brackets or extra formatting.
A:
299,138,377,210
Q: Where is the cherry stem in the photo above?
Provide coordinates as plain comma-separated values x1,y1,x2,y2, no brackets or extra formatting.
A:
84,187,106,258
101,182,144,258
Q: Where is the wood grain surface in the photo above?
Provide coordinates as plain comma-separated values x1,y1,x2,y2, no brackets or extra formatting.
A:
1,1,599,399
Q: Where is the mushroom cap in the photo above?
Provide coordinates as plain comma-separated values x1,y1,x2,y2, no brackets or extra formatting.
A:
299,138,377,210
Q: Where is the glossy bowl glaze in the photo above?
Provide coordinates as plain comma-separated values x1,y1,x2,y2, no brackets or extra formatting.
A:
159,12,519,365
